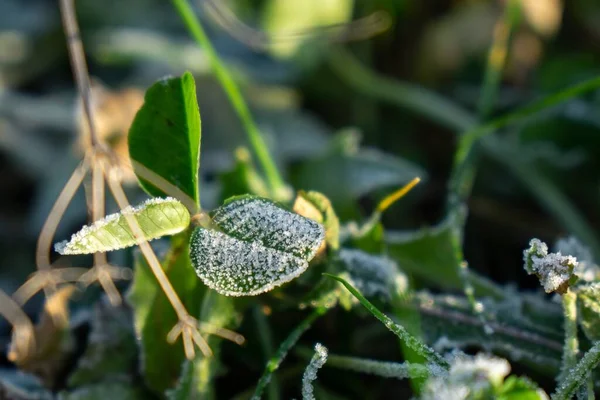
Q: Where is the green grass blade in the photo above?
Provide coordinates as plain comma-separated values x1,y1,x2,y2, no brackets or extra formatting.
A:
553,341,600,400
324,274,449,370
251,307,327,400
170,0,286,198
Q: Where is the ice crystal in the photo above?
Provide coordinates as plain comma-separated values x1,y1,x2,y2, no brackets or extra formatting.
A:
523,239,578,294
301,343,328,400
191,228,310,296
212,196,325,260
555,236,599,282
55,197,190,255
338,249,400,299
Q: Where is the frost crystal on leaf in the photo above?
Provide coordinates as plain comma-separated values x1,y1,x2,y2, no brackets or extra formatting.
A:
523,238,578,294
191,196,325,296
338,249,401,299
190,228,310,296
212,196,325,260
302,343,328,400
555,236,599,282
55,197,190,255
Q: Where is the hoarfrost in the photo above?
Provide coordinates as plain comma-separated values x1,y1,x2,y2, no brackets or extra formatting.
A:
301,343,328,400
555,236,599,282
55,197,189,255
213,197,325,260
523,239,578,293
191,228,309,296
338,248,400,299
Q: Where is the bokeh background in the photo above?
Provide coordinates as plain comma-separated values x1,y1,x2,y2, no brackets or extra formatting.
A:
1,0,600,397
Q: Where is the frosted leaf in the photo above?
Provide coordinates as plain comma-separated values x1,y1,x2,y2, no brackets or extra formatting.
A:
191,228,306,296
338,249,402,299
212,196,325,260
523,239,578,294
55,197,190,255
555,236,599,282
301,343,328,400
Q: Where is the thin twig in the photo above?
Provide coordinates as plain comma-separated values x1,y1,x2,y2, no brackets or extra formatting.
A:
58,0,99,147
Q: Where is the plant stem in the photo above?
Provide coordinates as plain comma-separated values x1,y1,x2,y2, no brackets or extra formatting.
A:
251,307,327,400
170,0,286,198
553,341,600,400
560,289,579,382
322,353,430,380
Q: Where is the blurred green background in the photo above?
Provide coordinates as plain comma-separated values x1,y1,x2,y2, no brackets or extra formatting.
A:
1,0,600,396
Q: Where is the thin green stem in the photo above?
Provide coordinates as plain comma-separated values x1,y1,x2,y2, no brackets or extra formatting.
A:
251,307,327,400
450,0,520,210
560,290,579,383
324,274,449,370
253,306,280,400
553,341,600,400
170,0,286,198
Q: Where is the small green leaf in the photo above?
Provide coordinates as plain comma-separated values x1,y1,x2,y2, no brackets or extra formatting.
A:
55,197,190,255
386,215,462,290
190,196,325,296
294,191,340,251
577,283,600,341
129,72,201,207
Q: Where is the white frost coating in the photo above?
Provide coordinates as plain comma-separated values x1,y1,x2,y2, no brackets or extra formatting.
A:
55,197,188,255
555,236,599,282
326,354,431,380
212,197,325,261
338,249,400,298
421,353,511,400
301,343,328,400
190,228,310,296
523,238,578,293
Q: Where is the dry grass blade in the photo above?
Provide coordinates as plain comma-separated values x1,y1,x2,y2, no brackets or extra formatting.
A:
0,289,36,364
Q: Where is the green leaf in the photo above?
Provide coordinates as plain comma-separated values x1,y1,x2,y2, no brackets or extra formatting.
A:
129,72,201,207
190,196,325,296
577,283,600,341
127,232,203,394
293,191,340,251
386,215,462,290
497,376,547,400
55,197,190,255
337,248,404,300
67,301,138,388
